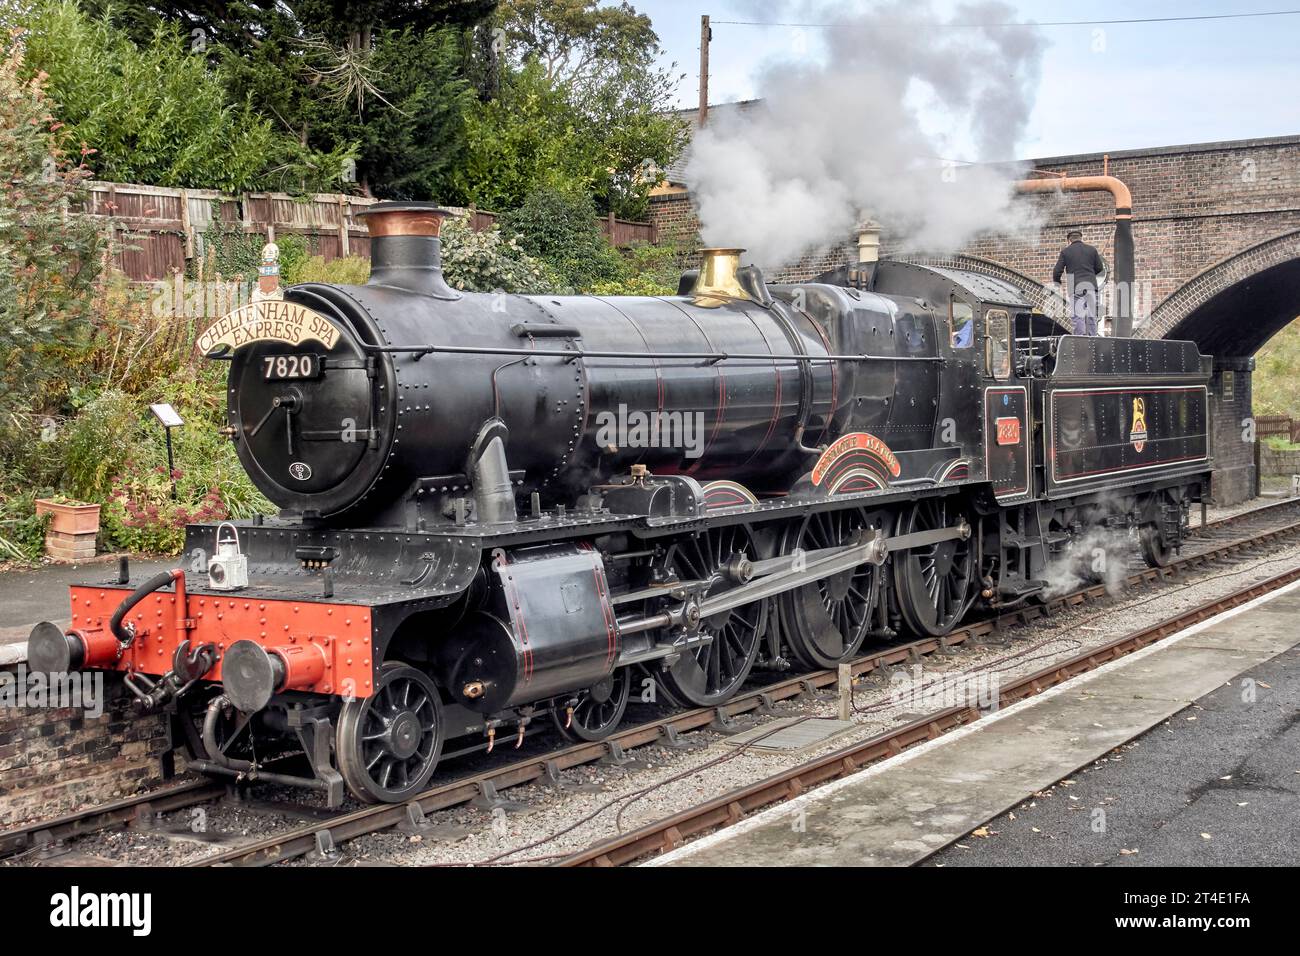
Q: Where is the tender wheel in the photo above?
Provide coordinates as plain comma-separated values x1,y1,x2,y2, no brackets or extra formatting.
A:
778,507,880,667
336,662,444,804
1139,523,1172,569
892,498,976,637
656,525,767,707
553,667,632,742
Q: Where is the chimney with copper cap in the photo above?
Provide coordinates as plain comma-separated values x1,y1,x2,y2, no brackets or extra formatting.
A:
356,201,458,299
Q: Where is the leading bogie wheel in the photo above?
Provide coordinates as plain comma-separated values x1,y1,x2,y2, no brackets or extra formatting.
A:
336,662,444,804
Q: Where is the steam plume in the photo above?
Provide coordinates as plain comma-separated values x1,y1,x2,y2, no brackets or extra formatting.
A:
684,1,1048,268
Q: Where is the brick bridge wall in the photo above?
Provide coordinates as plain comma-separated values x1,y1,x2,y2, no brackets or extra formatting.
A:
650,134,1300,504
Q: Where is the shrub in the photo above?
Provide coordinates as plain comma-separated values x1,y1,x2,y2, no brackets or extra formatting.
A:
129,366,273,521
439,217,559,294
0,491,51,564
19,1,354,193
288,255,371,287
103,468,226,555
499,188,627,291
195,224,312,285
588,240,692,296
59,388,139,501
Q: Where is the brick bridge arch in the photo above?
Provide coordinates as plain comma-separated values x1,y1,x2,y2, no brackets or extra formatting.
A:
1138,230,1300,355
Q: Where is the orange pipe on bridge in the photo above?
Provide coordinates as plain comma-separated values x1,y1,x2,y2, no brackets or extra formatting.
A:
1015,175,1136,336
1014,175,1133,217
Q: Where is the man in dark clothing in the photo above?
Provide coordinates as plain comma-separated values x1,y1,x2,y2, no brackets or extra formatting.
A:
1052,230,1107,335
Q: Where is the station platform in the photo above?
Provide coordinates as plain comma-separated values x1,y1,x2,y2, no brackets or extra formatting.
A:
655,578,1300,867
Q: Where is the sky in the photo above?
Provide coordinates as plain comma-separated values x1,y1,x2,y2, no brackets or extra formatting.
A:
635,0,1300,160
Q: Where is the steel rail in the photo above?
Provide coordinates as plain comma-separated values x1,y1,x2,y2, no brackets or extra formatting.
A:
557,563,1300,867
0,780,223,859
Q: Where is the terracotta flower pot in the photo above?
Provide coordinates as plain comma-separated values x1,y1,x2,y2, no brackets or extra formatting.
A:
34,500,101,561
35,499,102,535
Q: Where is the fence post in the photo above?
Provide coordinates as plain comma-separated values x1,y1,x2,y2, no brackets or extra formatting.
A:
179,188,194,260
338,196,350,258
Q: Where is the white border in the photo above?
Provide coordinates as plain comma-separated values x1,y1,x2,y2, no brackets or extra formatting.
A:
649,575,1300,866
1048,384,1209,486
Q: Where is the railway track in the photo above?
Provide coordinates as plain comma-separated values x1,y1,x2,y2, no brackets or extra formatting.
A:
3,496,1299,866
556,561,1300,867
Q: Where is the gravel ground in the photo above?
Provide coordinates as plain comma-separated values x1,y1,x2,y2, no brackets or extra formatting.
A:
7,497,1300,867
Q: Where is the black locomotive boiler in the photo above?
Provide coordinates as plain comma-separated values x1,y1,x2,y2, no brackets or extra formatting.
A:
30,203,1212,805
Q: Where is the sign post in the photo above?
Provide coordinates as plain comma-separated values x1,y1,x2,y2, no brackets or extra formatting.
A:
149,403,184,500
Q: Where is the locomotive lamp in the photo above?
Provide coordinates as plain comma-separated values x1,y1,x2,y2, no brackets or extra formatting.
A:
207,522,249,591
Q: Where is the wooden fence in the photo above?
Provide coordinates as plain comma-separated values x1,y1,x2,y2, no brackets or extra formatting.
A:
1256,415,1300,444
83,182,657,282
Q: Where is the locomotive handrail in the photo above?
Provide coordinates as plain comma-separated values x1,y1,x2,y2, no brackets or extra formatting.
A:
359,343,943,364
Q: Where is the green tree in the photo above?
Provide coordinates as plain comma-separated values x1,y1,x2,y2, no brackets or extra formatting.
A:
499,0,658,85
458,0,686,217
1254,317,1300,418
18,1,347,191
79,0,496,198
323,26,476,200
0,33,106,404
453,59,594,209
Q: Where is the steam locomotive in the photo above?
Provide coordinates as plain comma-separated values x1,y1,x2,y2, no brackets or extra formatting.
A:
29,203,1212,805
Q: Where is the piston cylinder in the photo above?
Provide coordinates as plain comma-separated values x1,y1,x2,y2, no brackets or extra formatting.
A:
433,543,619,713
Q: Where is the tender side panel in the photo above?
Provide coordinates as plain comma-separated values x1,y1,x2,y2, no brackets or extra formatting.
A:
67,586,377,697
1047,385,1209,493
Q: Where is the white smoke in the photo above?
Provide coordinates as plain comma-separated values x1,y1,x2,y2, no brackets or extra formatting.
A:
684,1,1048,268
1041,527,1131,599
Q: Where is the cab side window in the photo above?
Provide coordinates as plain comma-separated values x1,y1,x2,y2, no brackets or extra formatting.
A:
950,302,974,349
985,309,1011,379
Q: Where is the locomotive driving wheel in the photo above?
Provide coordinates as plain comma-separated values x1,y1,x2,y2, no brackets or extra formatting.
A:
553,667,632,742
336,662,444,804
778,507,881,668
892,498,976,637
656,525,767,708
